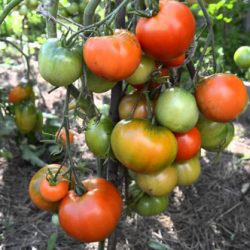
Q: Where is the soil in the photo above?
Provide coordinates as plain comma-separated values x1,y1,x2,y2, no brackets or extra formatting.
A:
1,59,250,250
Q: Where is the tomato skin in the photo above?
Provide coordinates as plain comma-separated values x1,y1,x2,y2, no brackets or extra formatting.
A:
174,156,201,186
85,115,113,158
134,194,169,217
111,119,177,174
136,0,195,61
118,92,154,120
40,178,68,202
86,69,117,93
234,46,250,69
126,55,155,85
133,166,177,196
195,73,248,122
83,29,141,81
29,164,68,212
15,103,37,134
163,54,185,68
196,115,234,152
39,39,83,86
59,178,123,242
156,87,199,132
8,85,32,104
56,128,74,145
175,127,201,161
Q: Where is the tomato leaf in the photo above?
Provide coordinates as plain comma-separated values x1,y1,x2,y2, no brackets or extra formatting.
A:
47,232,58,250
148,239,170,250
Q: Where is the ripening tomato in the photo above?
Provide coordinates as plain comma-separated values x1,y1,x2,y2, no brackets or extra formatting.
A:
156,87,199,132
195,73,248,122
136,0,195,61
84,30,141,81
118,92,154,120
126,55,155,85
163,54,185,68
59,178,123,242
85,115,113,158
175,127,201,161
15,102,37,134
86,69,117,93
133,166,177,196
56,128,74,145
8,85,32,104
29,164,69,212
39,39,83,86
196,115,234,152
111,119,177,174
175,156,201,186
40,178,68,202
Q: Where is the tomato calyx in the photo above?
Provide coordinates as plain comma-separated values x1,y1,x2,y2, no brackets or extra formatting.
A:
45,167,68,186
129,0,160,17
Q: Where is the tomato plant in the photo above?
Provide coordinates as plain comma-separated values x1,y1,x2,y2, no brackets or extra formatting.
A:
155,87,199,132
136,0,195,61
174,156,201,186
196,115,234,152
29,164,69,212
85,115,113,158
175,127,201,161
195,73,248,122
111,119,177,174
133,166,177,196
233,46,250,69
126,55,155,85
39,39,83,86
84,29,141,81
59,178,123,242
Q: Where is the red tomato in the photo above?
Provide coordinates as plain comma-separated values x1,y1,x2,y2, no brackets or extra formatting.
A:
136,1,195,61
8,85,31,104
195,73,248,122
163,54,185,68
59,178,123,242
175,127,201,161
40,178,68,202
83,29,141,81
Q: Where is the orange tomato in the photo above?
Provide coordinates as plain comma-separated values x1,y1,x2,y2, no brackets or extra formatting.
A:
56,128,74,145
195,73,248,122
8,85,30,104
83,29,142,81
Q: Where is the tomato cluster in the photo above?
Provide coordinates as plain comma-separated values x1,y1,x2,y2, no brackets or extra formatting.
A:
35,0,249,243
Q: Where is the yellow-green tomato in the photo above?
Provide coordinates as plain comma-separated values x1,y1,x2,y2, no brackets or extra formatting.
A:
85,115,113,158
234,46,250,69
19,5,28,16
175,156,201,186
133,166,177,196
126,55,155,85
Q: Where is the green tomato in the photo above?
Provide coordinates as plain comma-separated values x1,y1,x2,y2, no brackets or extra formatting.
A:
15,103,37,134
234,46,250,69
126,55,155,85
60,8,69,17
156,87,199,132
196,115,234,152
79,0,88,11
66,3,79,15
27,0,38,10
87,70,117,93
174,156,201,186
85,115,113,158
38,39,83,87
19,5,28,16
134,194,169,217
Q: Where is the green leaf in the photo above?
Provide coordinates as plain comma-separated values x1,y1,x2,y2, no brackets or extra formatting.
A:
47,232,58,250
148,239,170,250
0,148,13,160
0,116,16,137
